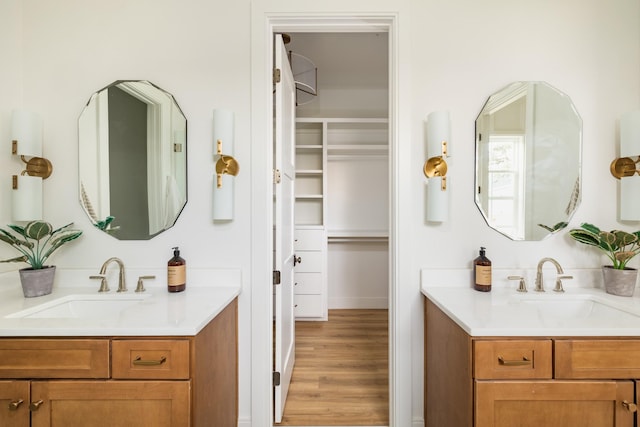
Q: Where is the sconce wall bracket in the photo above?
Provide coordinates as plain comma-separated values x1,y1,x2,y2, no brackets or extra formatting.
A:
423,141,448,190
610,156,639,179
12,140,52,179
214,139,239,188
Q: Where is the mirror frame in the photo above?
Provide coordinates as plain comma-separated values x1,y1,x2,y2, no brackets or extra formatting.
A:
78,80,188,240
474,81,582,241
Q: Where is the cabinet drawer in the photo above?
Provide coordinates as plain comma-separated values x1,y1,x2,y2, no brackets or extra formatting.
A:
295,272,323,294
475,380,635,426
295,229,325,250
294,294,324,318
555,339,640,379
474,339,552,379
0,339,109,379
294,251,323,273
112,340,190,379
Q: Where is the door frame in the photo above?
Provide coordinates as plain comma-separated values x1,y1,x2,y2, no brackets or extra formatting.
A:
250,12,410,426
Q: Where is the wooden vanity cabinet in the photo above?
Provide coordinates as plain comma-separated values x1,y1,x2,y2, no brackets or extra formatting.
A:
0,298,237,427
425,298,637,427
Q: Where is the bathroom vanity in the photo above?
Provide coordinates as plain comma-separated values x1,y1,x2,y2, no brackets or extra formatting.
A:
423,285,640,427
0,283,239,427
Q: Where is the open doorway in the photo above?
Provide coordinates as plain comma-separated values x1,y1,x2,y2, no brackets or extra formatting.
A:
276,31,390,426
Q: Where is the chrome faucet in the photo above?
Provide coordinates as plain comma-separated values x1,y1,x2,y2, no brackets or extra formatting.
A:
535,257,572,292
98,257,127,292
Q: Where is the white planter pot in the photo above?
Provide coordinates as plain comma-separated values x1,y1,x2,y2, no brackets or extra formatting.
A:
602,265,638,297
19,265,56,298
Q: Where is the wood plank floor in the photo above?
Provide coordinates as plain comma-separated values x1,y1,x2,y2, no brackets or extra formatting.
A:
277,309,389,426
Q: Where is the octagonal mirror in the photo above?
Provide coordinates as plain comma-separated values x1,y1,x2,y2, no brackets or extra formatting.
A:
78,80,187,240
475,81,582,241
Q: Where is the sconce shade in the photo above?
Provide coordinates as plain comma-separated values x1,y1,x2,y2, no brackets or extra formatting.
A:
212,176,234,220
213,109,234,154
620,111,640,157
616,111,640,220
212,109,236,221
425,111,450,222
11,110,43,158
426,177,448,222
426,111,451,156
620,175,640,221
12,175,43,221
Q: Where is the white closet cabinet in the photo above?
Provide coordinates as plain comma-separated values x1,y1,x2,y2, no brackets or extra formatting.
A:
294,118,389,320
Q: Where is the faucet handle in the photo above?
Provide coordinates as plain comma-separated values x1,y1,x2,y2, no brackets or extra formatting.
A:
90,274,109,292
508,276,527,293
136,275,156,293
554,275,573,293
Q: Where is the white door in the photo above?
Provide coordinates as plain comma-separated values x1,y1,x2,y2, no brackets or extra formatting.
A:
273,33,296,424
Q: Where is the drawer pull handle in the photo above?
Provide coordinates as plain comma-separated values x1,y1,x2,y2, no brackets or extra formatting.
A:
622,400,638,412
29,400,43,411
133,355,167,366
498,356,531,366
8,399,23,410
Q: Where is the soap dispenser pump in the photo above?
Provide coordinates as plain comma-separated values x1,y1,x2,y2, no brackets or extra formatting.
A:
167,247,186,293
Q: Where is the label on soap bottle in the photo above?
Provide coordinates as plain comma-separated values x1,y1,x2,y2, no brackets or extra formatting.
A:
168,265,186,287
475,266,491,286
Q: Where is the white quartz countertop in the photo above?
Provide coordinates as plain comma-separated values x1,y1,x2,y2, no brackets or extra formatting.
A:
0,282,240,337
422,284,640,337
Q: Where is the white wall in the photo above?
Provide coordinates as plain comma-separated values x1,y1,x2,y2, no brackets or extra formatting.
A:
2,0,639,425
0,0,24,273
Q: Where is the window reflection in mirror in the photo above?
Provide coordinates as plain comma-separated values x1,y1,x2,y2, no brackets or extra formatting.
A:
78,80,187,240
475,82,582,241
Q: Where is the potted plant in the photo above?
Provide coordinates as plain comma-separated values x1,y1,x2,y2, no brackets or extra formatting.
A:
0,221,83,297
568,222,640,296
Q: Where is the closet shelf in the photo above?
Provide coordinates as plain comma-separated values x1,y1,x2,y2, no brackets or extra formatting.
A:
295,194,323,200
296,144,323,151
327,230,389,243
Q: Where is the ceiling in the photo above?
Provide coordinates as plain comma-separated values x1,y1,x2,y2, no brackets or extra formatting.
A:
287,32,389,91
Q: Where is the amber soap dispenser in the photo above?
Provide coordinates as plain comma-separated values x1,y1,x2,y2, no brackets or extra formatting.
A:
167,246,186,293
473,246,492,292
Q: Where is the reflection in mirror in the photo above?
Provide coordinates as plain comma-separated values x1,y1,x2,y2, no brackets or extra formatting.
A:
78,81,187,240
475,82,582,241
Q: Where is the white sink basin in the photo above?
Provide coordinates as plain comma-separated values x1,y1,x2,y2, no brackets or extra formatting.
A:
509,294,640,321
5,294,150,319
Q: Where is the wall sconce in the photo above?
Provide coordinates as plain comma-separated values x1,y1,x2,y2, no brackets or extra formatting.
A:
424,111,450,222
611,110,640,220
212,109,239,221
11,110,51,221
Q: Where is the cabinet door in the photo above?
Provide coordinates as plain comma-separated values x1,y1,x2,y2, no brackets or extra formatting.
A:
0,381,29,427
31,380,190,427
476,380,635,427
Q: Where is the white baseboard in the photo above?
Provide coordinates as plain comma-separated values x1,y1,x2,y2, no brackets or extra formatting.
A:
328,296,388,309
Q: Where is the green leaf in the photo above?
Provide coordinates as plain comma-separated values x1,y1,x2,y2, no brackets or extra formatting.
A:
0,255,28,264
24,221,52,241
580,223,601,234
568,229,600,247
613,230,638,246
41,231,83,261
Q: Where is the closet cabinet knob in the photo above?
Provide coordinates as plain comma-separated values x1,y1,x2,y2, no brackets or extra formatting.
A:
8,399,23,410
29,400,43,411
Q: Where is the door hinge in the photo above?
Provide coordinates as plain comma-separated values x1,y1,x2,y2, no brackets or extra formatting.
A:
273,371,281,386
273,270,281,285
273,169,281,184
273,68,281,84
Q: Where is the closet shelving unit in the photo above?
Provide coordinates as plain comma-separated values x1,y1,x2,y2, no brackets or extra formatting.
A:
294,117,389,320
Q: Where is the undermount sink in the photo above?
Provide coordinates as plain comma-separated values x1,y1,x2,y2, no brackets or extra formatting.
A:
508,294,640,321
5,294,150,319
